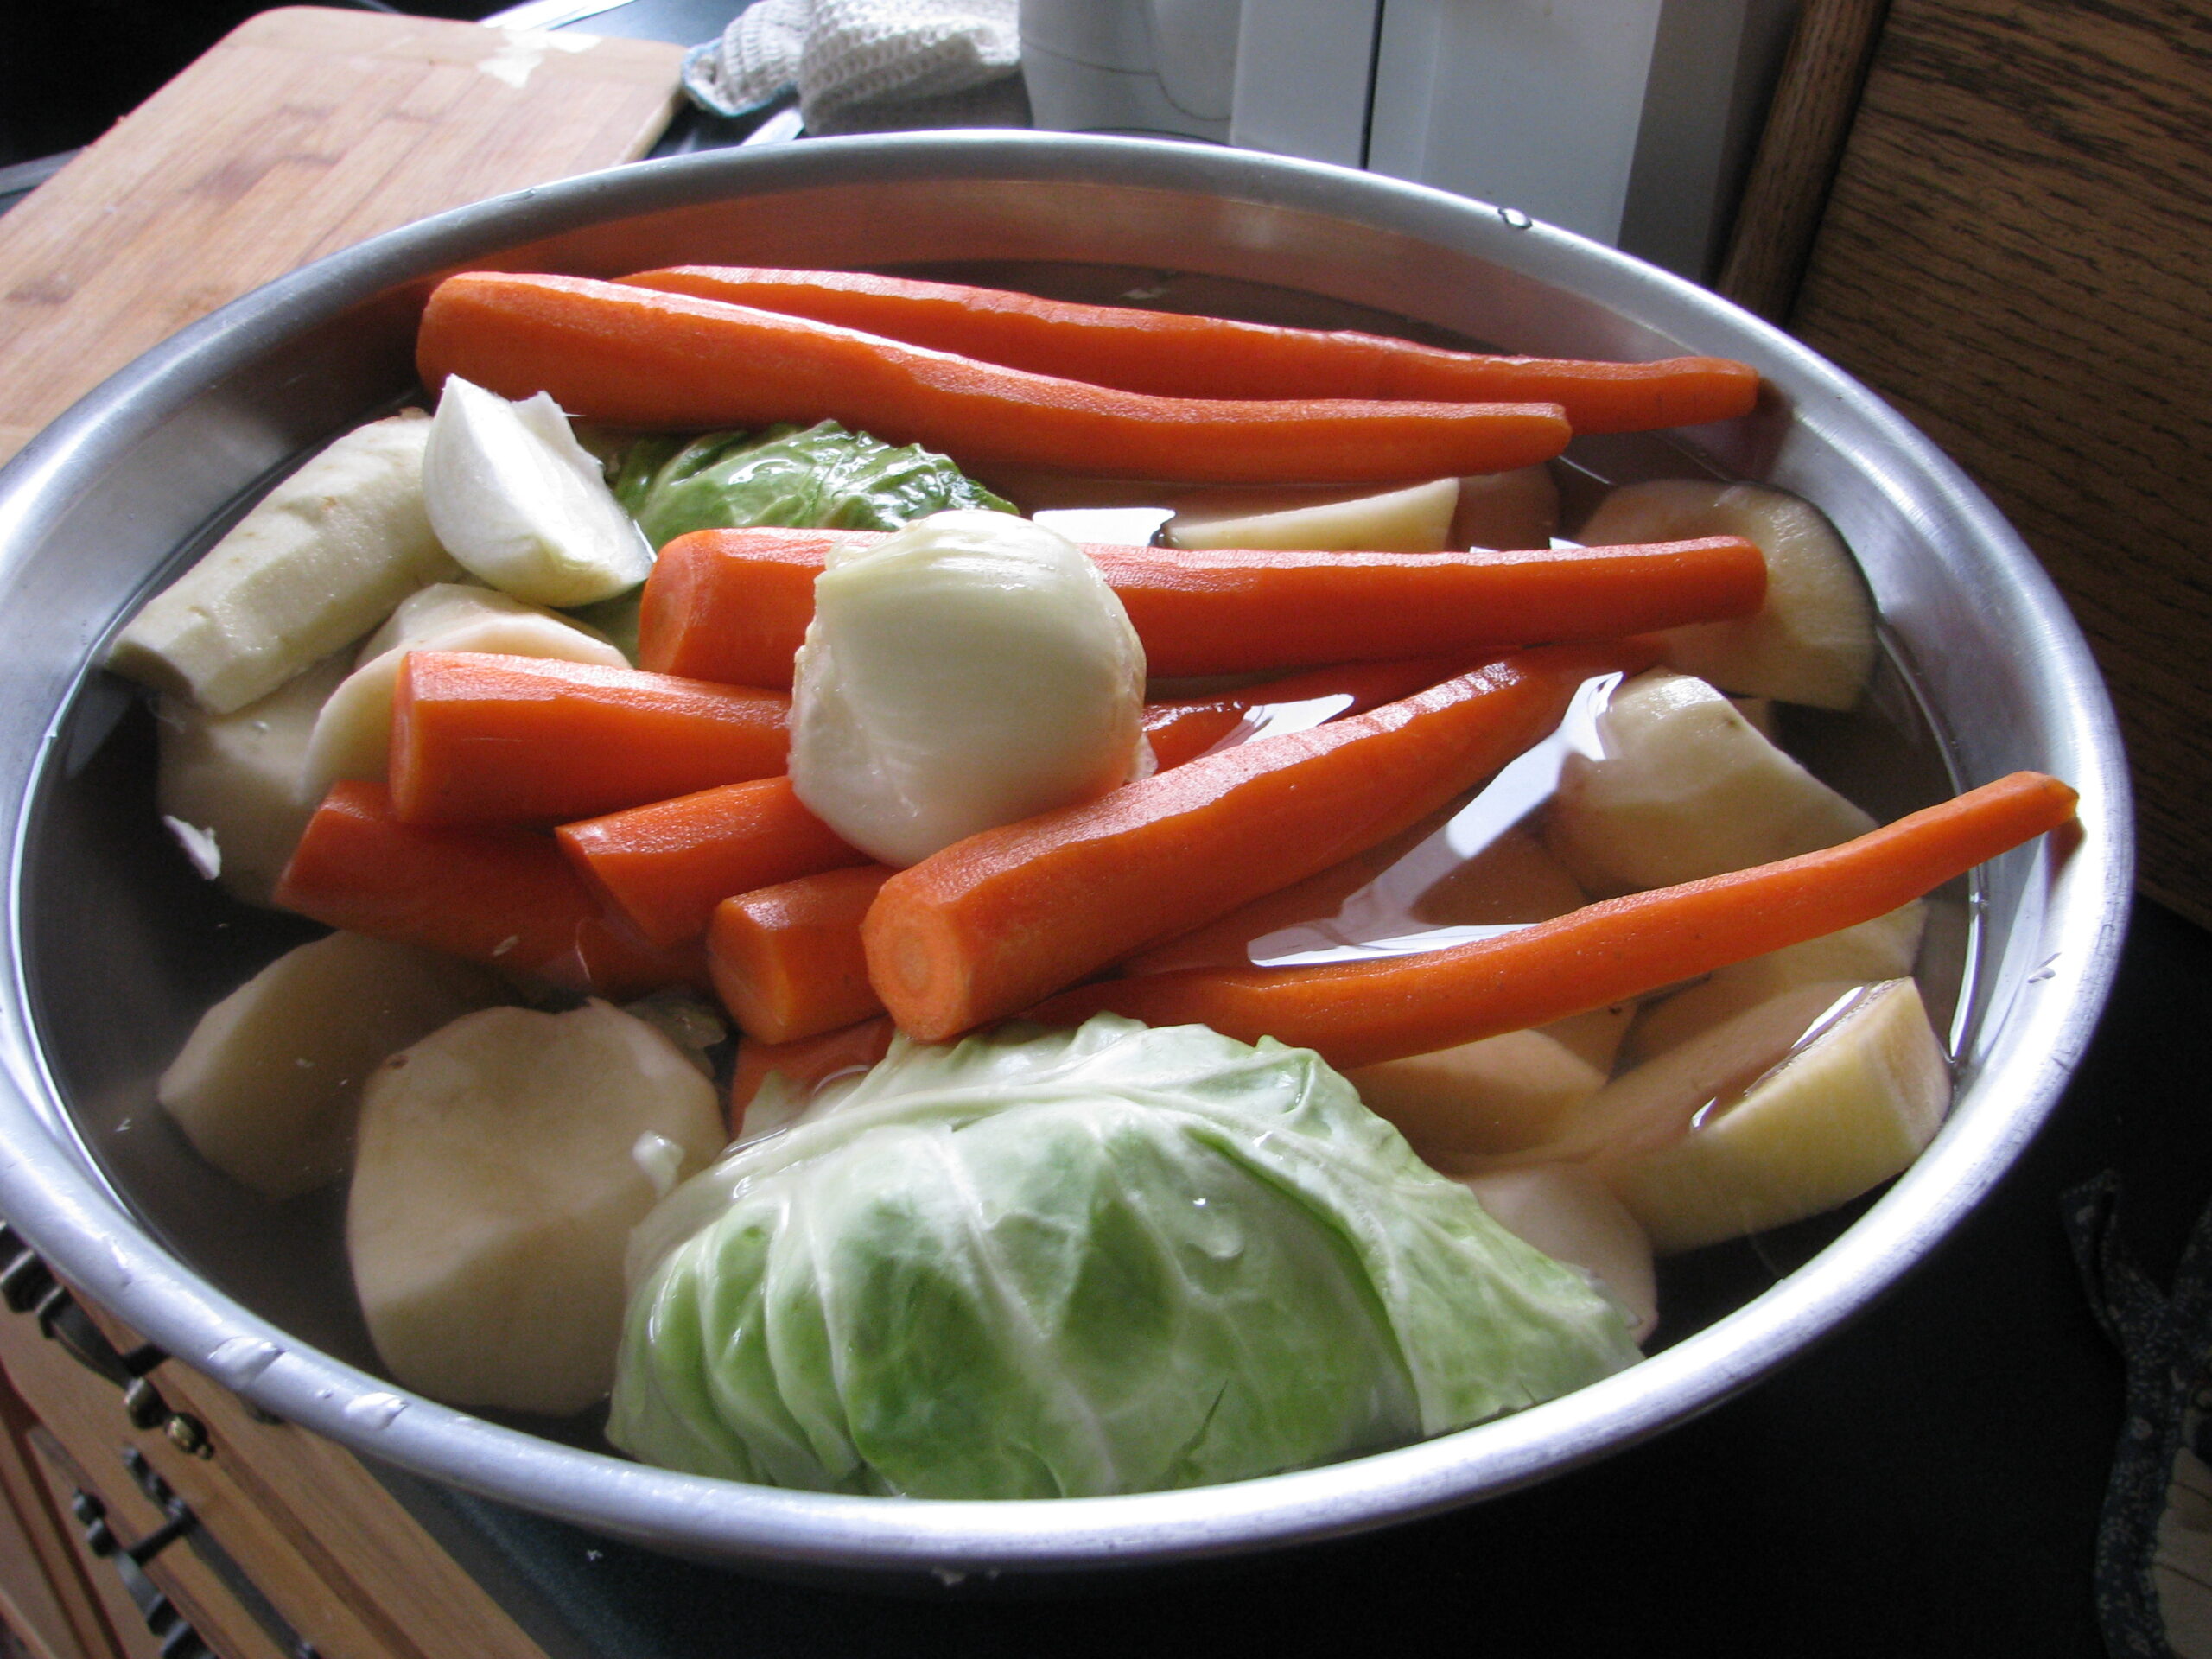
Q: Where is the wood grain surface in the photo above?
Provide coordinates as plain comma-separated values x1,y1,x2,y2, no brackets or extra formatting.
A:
1714,0,1892,319
1783,0,2212,928
0,5,682,463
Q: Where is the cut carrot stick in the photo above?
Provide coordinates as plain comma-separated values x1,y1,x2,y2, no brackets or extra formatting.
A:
274,780,707,1000
863,642,1652,1040
637,527,1763,687
1142,655,1475,771
709,865,893,1044
728,1017,896,1130
621,265,1762,435
390,652,789,828
416,272,1573,484
1024,772,2081,1069
557,776,868,949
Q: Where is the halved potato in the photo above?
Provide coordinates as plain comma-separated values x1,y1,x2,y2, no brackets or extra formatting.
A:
159,931,507,1198
347,1001,725,1416
156,652,349,907
1576,478,1874,710
1545,669,1875,894
1166,477,1459,552
1627,901,1926,1059
1456,1165,1657,1342
1603,978,1950,1253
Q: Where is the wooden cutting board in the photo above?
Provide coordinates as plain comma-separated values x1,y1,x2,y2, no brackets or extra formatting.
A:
0,5,684,463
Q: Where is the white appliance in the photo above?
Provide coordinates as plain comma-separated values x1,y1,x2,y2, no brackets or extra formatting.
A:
1018,0,1800,282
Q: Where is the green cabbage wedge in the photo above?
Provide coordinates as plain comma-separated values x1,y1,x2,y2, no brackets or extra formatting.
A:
612,420,1014,549
609,1016,1639,1499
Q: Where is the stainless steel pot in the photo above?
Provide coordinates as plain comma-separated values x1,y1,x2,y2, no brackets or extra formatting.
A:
0,133,2130,1579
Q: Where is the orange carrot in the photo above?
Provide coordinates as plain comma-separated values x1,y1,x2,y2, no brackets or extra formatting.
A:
1142,656,1477,771
863,642,1651,1040
274,780,706,999
638,528,1763,686
391,652,789,828
416,272,1572,484
728,1017,896,1130
557,776,868,949
1025,772,2081,1069
621,264,1762,435
709,865,894,1044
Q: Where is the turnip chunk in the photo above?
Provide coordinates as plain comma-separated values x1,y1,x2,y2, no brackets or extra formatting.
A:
1545,669,1875,896
1456,1166,1657,1343
157,652,348,909
159,931,507,1199
347,1001,724,1417
1604,979,1951,1254
1577,479,1875,711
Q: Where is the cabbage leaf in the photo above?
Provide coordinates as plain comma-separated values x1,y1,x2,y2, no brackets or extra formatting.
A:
613,421,1014,549
610,1016,1638,1499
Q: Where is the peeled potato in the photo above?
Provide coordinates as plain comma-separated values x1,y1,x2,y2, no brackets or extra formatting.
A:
156,652,349,907
1346,1004,1632,1163
159,931,507,1198
347,1001,725,1416
1166,477,1459,551
1628,901,1927,1059
301,583,626,795
1604,979,1950,1253
1456,1165,1657,1342
1576,478,1874,710
1545,669,1875,895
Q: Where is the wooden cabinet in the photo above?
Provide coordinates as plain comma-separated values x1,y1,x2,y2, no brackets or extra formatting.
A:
0,1225,550,1659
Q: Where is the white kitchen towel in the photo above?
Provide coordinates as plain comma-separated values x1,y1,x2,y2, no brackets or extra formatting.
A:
683,0,1020,127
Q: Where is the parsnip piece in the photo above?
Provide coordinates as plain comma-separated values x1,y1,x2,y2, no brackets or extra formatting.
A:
1605,979,1951,1253
422,378,652,607
160,932,506,1199
791,511,1145,867
1166,478,1459,552
1449,465,1560,551
348,1001,724,1416
1346,1005,1632,1163
1546,669,1875,894
1456,1166,1657,1342
1577,479,1874,710
156,652,349,907
107,412,461,713
301,583,626,794
1629,901,1927,1059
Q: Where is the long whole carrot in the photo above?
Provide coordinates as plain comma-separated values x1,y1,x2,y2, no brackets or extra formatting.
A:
863,642,1650,1041
637,527,1763,686
391,652,789,828
416,273,1572,484
275,781,706,1000
1024,772,2080,1069
557,775,868,948
1143,655,1475,771
620,265,1762,435
709,865,893,1044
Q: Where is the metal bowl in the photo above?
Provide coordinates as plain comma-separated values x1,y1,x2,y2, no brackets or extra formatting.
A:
0,133,2129,1579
